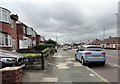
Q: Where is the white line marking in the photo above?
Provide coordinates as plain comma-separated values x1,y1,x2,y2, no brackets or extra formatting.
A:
41,77,58,82
52,55,63,57
74,62,83,66
89,74,95,77
85,66,109,82
107,63,120,68
66,61,73,64
58,66,69,69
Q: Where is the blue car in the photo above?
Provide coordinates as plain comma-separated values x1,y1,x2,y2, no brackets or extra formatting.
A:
75,45,106,65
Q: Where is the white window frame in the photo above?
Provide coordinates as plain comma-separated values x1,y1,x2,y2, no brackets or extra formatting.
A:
0,7,11,23
0,32,12,47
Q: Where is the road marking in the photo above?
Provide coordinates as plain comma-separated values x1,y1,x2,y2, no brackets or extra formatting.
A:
52,55,63,57
67,58,75,61
58,66,69,69
56,62,69,69
89,74,95,77
66,61,73,64
41,77,58,82
107,63,120,68
85,66,109,82
74,62,83,66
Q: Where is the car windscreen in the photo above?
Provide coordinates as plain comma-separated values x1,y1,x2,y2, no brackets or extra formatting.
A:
86,47,103,51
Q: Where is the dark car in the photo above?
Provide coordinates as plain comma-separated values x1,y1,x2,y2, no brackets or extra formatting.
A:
0,50,25,68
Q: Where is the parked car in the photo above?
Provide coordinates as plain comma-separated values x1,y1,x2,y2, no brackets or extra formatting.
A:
0,50,25,68
63,47,67,51
75,45,106,65
67,46,72,50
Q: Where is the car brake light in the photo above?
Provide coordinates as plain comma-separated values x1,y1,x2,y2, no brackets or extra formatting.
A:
85,52,91,54
102,52,106,54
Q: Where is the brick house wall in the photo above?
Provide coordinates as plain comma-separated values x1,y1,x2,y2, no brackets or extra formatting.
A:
10,14,18,51
36,34,40,46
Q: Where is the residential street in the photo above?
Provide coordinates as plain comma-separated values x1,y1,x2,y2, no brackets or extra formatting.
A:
64,49,119,82
22,49,119,83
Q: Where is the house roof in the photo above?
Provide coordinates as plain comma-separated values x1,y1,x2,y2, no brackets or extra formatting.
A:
91,39,102,45
103,37,120,44
85,40,92,45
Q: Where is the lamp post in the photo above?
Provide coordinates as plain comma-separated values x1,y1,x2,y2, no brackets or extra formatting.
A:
56,31,58,49
116,13,119,50
103,28,105,48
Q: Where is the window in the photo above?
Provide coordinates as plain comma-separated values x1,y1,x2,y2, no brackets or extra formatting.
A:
87,47,102,51
0,8,11,23
2,9,7,21
23,26,26,34
2,34,5,45
0,9,2,21
5,34,8,46
0,33,12,47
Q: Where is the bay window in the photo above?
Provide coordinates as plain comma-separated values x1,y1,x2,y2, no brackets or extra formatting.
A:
0,32,12,47
0,7,11,23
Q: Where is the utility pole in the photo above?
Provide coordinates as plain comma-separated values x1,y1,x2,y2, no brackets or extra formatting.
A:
116,13,119,50
103,28,105,48
56,31,58,49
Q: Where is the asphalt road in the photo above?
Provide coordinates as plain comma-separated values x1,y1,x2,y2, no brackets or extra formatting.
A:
64,48,119,82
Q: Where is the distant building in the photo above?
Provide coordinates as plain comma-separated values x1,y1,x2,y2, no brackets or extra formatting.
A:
85,40,92,45
103,36,120,49
16,21,37,49
0,7,18,51
91,39,102,46
40,36,45,43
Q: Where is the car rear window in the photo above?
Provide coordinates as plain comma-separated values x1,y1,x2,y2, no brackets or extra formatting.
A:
86,47,103,51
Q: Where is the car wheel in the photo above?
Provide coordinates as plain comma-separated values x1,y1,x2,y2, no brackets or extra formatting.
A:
81,57,86,65
101,62,105,66
75,54,78,61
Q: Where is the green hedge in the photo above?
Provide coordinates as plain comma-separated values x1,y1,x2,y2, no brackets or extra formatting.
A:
22,53,41,57
22,48,50,57
33,44,55,51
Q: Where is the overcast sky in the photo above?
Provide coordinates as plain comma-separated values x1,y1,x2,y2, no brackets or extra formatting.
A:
0,0,119,43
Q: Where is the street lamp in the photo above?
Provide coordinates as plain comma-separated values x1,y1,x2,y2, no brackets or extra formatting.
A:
103,28,105,48
56,31,58,49
116,13,119,50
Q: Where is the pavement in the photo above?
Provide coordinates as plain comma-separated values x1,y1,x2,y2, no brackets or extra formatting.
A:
22,49,108,84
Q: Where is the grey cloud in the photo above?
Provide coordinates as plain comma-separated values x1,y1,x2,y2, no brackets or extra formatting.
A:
0,0,118,43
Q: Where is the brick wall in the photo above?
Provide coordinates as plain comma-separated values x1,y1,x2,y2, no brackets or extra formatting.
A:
0,22,11,34
36,35,40,46
1,67,22,84
11,20,18,50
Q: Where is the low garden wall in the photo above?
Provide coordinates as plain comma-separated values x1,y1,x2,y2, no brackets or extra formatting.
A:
18,44,57,70
0,67,22,84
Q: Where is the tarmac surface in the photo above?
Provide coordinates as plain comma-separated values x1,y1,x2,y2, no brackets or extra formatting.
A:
22,49,108,84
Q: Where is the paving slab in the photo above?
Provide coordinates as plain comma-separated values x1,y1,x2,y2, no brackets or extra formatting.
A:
22,49,106,83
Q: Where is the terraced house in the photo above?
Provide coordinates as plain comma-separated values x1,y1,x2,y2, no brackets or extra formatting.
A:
0,7,18,51
16,21,37,49
0,7,43,51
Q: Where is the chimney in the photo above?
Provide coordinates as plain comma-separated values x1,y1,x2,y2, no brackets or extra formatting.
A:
109,36,112,38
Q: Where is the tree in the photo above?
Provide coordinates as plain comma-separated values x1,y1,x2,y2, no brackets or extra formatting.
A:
45,39,57,45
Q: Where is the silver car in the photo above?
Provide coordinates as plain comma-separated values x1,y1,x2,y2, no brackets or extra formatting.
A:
0,50,25,68
75,45,106,65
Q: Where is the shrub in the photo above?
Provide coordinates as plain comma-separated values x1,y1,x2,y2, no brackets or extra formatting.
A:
22,53,41,57
33,44,55,51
